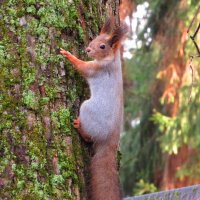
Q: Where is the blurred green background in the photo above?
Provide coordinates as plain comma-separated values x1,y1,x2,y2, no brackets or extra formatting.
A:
120,0,200,196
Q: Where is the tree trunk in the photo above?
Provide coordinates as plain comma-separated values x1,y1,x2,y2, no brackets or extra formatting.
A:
0,1,119,199
150,0,195,189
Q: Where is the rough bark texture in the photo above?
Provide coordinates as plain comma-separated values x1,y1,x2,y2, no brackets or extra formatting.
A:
0,0,118,199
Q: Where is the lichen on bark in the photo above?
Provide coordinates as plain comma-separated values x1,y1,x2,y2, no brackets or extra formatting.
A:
0,0,109,199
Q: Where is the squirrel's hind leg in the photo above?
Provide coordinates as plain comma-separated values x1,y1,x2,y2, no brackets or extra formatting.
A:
73,118,81,129
73,118,92,142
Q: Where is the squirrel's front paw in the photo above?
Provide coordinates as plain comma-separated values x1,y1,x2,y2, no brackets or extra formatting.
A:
60,48,71,58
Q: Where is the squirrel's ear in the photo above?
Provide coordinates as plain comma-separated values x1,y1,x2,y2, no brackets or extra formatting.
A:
100,16,115,35
108,22,129,49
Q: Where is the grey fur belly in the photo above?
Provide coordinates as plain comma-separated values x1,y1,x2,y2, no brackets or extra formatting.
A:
79,99,117,141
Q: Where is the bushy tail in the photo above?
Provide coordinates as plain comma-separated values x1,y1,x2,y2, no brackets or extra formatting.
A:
90,137,122,200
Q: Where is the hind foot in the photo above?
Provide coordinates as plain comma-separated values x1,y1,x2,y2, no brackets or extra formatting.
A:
73,118,92,142
73,118,80,129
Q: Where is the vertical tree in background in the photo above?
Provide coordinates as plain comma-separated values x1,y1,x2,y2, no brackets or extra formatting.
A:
148,0,200,189
121,0,200,195
150,0,189,189
0,0,119,199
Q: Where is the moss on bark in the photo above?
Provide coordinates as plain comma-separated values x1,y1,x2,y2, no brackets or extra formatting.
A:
0,0,114,199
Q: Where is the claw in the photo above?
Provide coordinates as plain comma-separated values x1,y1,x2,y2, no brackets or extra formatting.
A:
60,48,69,56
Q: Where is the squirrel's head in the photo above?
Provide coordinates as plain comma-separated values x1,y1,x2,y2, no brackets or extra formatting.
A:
86,17,129,60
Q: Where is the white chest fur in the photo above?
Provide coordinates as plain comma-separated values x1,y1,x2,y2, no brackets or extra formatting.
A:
79,51,123,141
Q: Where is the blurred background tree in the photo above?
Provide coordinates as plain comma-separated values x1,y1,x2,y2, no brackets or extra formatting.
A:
120,0,200,196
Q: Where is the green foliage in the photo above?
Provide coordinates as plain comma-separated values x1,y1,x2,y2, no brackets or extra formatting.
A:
151,111,185,154
121,0,200,195
124,43,161,124
151,5,200,153
138,0,179,40
121,37,163,195
134,179,157,195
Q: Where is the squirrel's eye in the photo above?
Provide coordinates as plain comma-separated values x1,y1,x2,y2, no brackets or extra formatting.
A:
100,44,105,49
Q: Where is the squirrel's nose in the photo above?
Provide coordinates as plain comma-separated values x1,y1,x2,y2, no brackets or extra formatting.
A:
86,47,91,53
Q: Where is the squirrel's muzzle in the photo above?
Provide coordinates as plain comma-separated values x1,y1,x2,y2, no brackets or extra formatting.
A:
86,47,91,53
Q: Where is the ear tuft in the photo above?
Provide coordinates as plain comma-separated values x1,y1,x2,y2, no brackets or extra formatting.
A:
100,16,116,35
108,22,129,49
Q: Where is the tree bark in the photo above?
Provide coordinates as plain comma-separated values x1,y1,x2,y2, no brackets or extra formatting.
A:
0,1,118,199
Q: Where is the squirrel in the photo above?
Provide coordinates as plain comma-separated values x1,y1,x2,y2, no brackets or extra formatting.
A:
60,17,128,200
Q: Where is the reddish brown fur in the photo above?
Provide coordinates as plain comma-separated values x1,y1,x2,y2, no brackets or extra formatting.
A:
86,34,114,60
89,101,124,200
90,133,122,200
100,17,115,35
60,48,99,77
108,22,129,52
